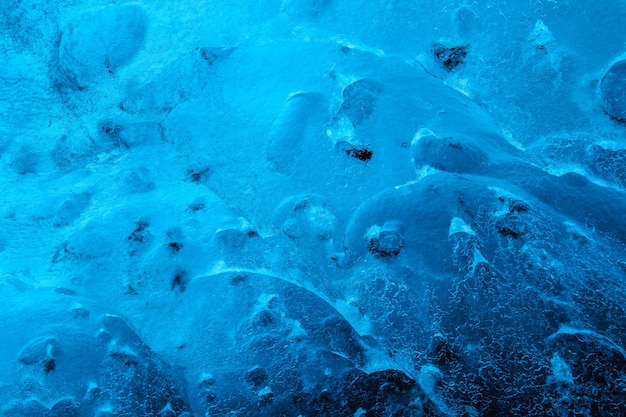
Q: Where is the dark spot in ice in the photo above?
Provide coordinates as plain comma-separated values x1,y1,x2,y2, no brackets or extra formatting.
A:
346,147,373,161
446,138,463,150
104,57,114,74
199,376,215,388
231,274,248,286
188,200,206,211
109,350,138,367
171,270,188,292
496,226,520,239
205,391,217,402
245,367,268,387
55,287,77,295
168,242,183,254
368,229,403,258
125,285,138,295
247,230,260,238
508,200,530,213
98,121,127,148
44,358,56,373
201,50,217,66
293,200,310,211
433,43,468,71
127,220,150,242
101,125,119,136
187,167,210,183
70,307,90,319
572,232,589,244
199,46,235,66
52,242,75,264
368,238,401,257
254,310,274,327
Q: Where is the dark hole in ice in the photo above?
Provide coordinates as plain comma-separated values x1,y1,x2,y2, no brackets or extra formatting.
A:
199,46,235,66
254,310,274,327
43,358,56,373
346,147,373,161
245,367,268,387
127,220,150,242
508,201,530,213
70,307,90,319
171,270,188,292
168,242,183,254
188,200,206,212
100,124,120,136
368,229,403,258
496,226,520,239
98,121,128,148
201,49,218,65
368,238,401,257
231,274,248,286
433,43,468,71
445,138,463,150
125,285,138,295
55,287,77,295
187,167,211,184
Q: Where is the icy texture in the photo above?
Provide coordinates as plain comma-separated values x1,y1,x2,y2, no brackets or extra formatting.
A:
2,1,626,416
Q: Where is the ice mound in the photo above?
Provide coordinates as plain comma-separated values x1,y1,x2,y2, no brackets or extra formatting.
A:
601,59,626,122
0,283,191,416
55,5,147,90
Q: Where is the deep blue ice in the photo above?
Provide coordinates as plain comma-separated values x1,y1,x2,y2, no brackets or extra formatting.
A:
2,1,626,416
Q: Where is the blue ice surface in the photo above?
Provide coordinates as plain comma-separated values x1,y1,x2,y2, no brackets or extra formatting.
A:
1,0,626,416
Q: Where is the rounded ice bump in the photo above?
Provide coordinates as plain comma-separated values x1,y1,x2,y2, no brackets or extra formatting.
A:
56,5,148,89
600,59,626,122
411,128,489,174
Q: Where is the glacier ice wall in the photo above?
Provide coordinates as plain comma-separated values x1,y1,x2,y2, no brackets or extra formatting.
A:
2,0,626,416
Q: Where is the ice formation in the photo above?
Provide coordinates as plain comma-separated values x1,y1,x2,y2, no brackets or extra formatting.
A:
2,1,626,416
